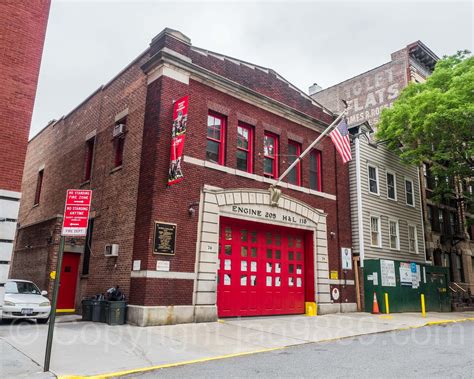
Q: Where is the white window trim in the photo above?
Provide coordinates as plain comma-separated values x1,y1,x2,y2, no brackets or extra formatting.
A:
367,164,379,196
386,170,397,201
388,218,400,250
370,215,382,247
408,224,418,254
405,177,415,207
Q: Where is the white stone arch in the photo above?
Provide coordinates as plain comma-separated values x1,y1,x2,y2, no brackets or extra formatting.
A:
192,185,331,322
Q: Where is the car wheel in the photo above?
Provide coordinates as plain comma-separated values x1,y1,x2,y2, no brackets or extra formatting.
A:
37,318,49,324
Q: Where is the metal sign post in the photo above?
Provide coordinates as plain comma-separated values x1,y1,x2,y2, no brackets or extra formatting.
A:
43,235,65,372
43,189,92,373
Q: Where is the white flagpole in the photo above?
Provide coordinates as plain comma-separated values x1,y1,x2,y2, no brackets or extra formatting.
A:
273,109,347,188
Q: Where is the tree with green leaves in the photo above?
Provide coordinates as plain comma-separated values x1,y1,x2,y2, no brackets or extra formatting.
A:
377,51,474,206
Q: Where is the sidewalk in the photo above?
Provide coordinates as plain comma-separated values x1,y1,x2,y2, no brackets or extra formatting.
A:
0,339,54,379
0,311,472,378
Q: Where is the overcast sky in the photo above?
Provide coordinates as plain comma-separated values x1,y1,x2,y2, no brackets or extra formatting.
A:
30,0,473,137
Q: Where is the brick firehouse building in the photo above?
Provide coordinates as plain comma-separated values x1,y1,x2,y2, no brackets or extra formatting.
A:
12,29,355,325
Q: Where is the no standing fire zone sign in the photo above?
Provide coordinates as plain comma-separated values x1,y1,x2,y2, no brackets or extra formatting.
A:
61,189,92,237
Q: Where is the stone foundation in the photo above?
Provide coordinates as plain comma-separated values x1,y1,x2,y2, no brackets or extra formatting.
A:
127,305,217,326
318,302,358,315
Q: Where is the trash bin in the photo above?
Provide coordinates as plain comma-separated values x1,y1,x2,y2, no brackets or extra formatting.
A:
91,300,107,322
100,301,108,323
81,299,93,321
105,301,127,325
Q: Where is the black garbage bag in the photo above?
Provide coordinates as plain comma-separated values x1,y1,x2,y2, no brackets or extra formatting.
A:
106,285,125,301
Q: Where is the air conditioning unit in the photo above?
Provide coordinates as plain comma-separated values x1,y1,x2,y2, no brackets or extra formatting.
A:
112,124,125,138
105,244,119,257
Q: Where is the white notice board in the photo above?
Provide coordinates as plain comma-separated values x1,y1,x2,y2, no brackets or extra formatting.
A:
380,259,396,287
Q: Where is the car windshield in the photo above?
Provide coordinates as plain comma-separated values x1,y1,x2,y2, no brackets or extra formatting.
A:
5,281,41,295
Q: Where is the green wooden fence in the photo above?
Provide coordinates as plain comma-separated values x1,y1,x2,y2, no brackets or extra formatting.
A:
363,259,451,313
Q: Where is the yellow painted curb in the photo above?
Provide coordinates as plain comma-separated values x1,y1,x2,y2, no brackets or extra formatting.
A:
56,309,76,313
425,317,474,326
57,347,283,379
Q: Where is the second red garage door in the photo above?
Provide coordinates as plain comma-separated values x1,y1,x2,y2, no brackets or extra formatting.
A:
217,217,313,317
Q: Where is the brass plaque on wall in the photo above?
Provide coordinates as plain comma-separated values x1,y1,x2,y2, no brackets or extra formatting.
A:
153,222,177,255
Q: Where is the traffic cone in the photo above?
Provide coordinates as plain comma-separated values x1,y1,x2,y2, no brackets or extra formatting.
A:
372,292,380,314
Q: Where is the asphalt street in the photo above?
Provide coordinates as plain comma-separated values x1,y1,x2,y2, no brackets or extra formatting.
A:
131,322,474,379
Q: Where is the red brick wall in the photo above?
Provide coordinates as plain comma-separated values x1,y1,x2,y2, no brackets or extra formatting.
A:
10,218,58,292
130,277,194,306
0,0,50,192
15,52,149,303
189,50,333,125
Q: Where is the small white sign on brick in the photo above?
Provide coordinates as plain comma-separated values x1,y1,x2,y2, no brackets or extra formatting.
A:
132,260,141,271
156,260,170,272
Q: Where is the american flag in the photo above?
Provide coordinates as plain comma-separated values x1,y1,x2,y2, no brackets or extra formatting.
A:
329,119,352,163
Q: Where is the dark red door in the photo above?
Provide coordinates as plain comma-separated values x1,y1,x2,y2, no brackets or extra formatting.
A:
217,217,308,317
57,252,80,310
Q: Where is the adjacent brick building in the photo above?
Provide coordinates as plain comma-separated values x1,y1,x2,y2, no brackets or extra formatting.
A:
0,0,51,299
11,28,355,325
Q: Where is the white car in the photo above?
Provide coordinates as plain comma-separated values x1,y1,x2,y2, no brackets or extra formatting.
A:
0,279,51,324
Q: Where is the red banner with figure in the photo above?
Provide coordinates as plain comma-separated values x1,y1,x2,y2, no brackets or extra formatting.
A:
168,96,189,185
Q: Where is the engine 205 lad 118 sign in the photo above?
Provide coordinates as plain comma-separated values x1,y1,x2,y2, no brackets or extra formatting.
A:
61,189,92,237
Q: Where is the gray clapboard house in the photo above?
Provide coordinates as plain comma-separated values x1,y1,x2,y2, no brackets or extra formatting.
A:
348,122,425,265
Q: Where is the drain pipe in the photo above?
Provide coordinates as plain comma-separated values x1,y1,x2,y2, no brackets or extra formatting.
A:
354,134,365,267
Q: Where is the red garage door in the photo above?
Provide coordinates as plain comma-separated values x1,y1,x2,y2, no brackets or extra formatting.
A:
217,217,312,317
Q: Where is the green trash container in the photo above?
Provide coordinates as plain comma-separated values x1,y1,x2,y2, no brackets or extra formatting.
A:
81,299,93,321
100,301,108,323
105,301,127,325
91,300,107,322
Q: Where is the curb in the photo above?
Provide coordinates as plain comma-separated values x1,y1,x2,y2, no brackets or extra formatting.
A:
57,347,283,379
57,317,474,379
424,317,474,326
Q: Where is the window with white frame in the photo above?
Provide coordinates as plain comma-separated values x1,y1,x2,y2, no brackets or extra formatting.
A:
405,178,414,206
368,165,379,194
386,171,397,200
408,225,418,253
389,220,399,249
370,216,381,246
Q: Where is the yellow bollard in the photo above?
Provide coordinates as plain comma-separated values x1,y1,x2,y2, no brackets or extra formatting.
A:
305,302,317,316
384,293,390,314
421,294,426,318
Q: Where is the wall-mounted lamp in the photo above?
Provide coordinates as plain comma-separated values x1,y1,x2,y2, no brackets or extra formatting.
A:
269,185,282,206
188,202,199,217
330,232,336,239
